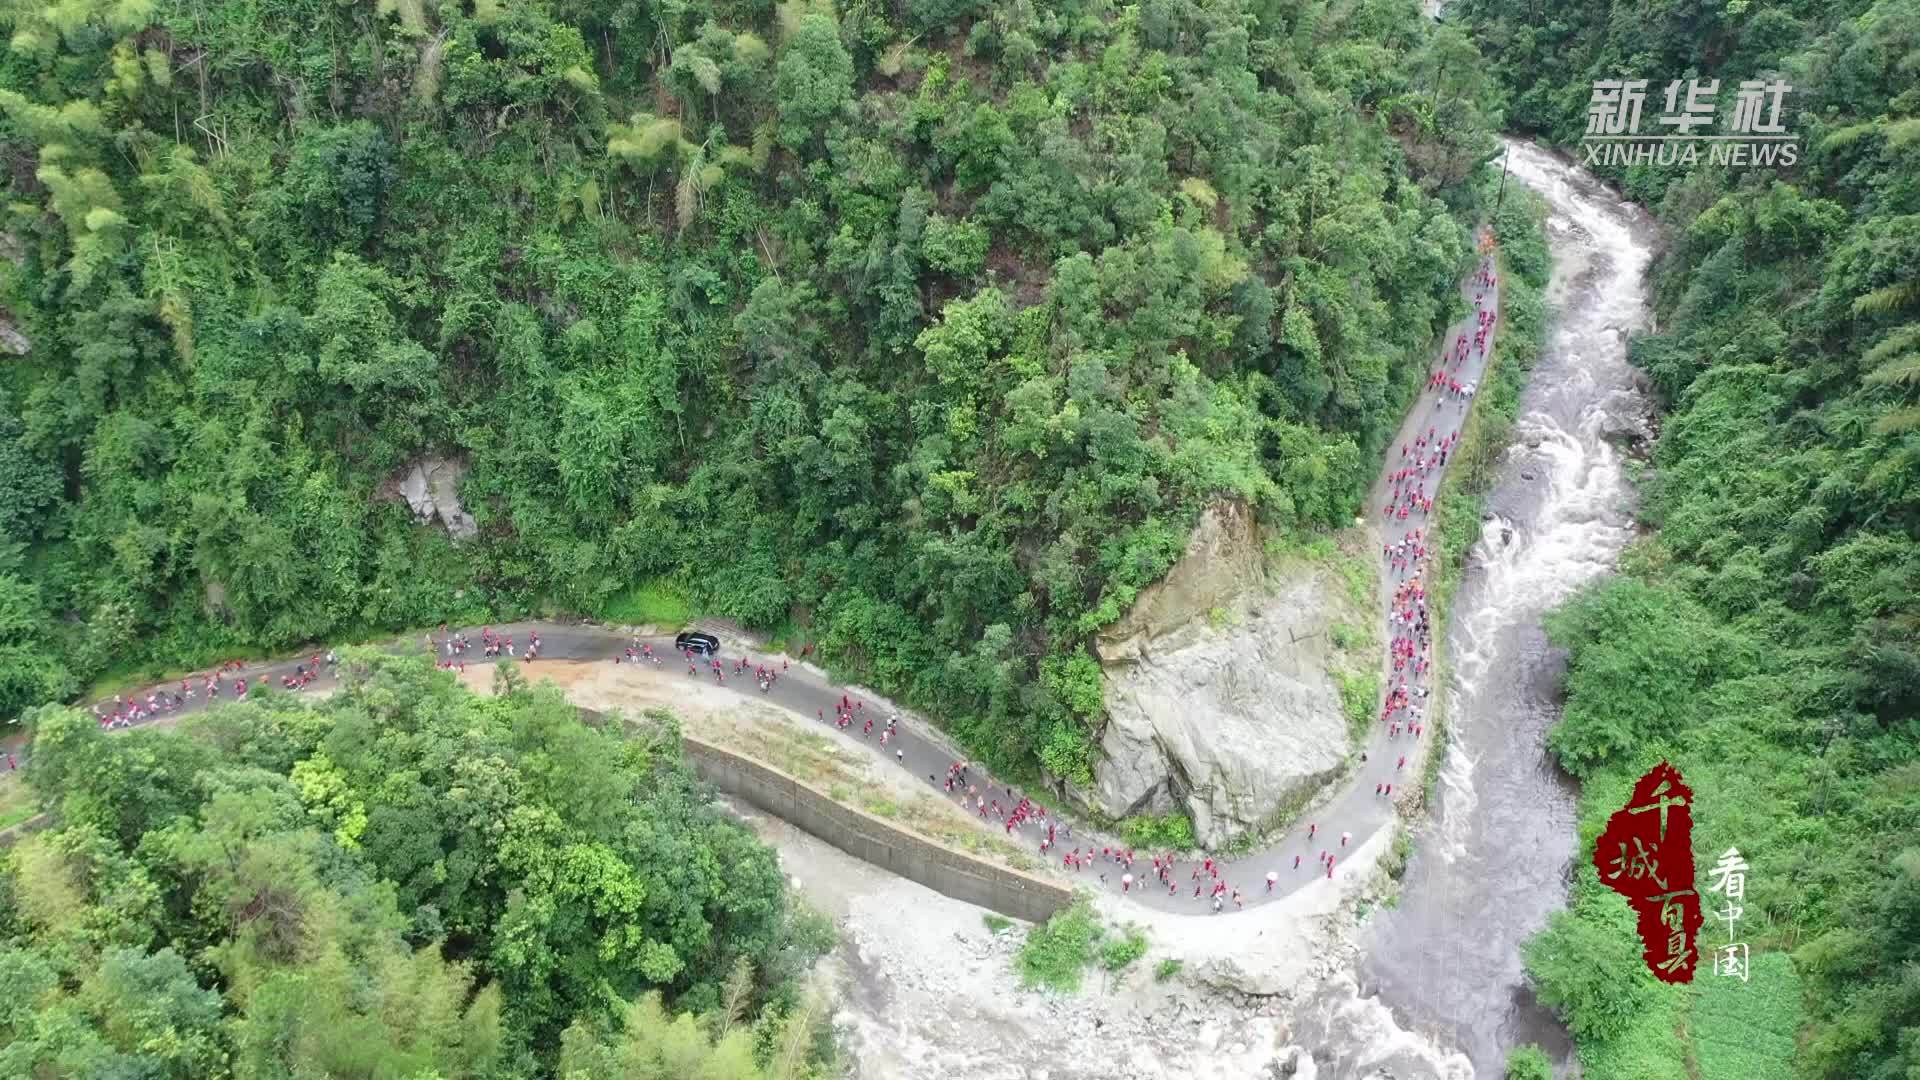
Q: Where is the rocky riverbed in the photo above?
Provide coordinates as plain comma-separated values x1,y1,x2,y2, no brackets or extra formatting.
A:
726,795,1381,1080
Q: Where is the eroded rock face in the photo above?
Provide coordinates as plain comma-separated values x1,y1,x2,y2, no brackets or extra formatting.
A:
0,312,30,355
204,578,232,619
1092,501,1356,848
384,456,478,540
1098,501,1267,665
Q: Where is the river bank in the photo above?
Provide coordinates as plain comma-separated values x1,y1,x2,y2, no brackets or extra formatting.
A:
1287,140,1661,1077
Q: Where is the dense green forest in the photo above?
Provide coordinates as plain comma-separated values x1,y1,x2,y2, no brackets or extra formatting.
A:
1454,0,1920,1078
0,0,1504,788
1,653,836,1076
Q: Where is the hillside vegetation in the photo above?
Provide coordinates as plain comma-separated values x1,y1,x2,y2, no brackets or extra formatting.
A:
1455,0,1920,1077
1,654,835,1076
0,0,1501,788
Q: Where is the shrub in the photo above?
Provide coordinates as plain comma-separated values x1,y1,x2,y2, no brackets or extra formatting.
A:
597,578,694,627
1098,929,1148,972
1016,901,1103,992
1504,1045,1551,1080
1122,812,1196,851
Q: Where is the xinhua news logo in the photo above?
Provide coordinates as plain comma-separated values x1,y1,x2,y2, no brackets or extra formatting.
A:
1582,78,1798,168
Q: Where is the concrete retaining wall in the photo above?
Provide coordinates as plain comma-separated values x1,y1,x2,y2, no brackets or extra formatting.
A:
666,728,1074,924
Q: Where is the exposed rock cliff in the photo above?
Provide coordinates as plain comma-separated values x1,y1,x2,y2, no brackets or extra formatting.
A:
382,456,479,540
0,309,30,355
1091,501,1369,847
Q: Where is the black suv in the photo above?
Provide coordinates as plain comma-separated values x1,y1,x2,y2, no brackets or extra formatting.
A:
675,631,721,656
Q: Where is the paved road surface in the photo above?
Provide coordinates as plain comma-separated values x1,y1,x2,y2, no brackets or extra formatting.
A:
3,249,1501,916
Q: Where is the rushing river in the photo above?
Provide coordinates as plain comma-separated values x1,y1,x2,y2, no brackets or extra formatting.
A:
1288,141,1661,1077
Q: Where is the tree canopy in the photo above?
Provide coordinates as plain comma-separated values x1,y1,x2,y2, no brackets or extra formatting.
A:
2,652,835,1077
0,0,1502,791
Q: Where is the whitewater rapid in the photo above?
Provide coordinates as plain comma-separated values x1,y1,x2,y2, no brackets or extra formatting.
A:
1287,140,1660,1076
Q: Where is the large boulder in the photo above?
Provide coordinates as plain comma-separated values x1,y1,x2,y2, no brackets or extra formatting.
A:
1091,501,1361,847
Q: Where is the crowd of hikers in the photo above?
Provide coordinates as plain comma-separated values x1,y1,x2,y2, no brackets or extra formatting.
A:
51,247,1499,915
92,653,341,729
696,651,789,694
429,625,542,672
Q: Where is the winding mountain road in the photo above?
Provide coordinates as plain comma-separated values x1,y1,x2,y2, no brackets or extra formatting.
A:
4,248,1501,919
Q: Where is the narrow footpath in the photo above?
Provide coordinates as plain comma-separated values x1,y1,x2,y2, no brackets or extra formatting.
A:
4,246,1502,918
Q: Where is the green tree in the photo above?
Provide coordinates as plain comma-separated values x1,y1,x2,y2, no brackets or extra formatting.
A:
273,122,398,257
774,14,854,152
1523,880,1662,1044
